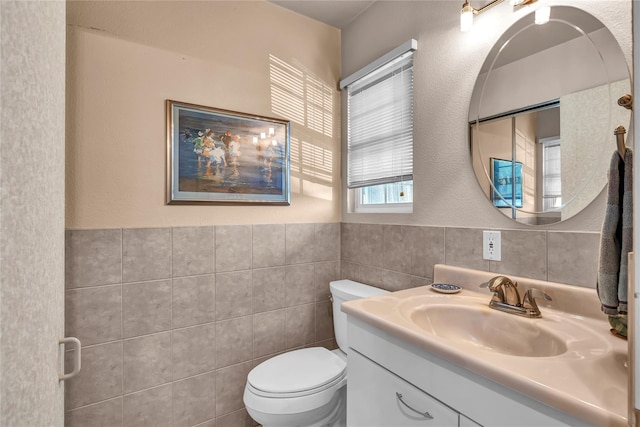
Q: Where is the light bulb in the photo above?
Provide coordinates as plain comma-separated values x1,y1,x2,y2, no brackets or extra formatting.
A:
272,139,278,146
535,5,550,25
460,6,474,32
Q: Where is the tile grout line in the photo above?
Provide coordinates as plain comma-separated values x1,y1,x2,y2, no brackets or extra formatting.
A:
120,228,124,427
443,226,447,267
67,395,123,414
545,230,549,282
169,227,175,426
212,225,218,422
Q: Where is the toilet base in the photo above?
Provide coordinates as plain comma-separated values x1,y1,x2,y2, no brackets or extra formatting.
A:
246,386,346,427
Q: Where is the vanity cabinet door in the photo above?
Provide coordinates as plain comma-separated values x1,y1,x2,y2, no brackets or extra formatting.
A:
348,349,458,427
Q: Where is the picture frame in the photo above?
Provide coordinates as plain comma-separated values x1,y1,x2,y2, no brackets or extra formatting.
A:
166,100,291,205
490,157,523,208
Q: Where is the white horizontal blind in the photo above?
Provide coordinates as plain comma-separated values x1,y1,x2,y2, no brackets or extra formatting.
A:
347,52,414,189
542,139,561,210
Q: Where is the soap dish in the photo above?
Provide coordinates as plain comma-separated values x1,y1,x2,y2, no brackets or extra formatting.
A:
430,283,461,294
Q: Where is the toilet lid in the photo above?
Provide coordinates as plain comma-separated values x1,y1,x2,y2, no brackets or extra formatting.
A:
247,347,346,394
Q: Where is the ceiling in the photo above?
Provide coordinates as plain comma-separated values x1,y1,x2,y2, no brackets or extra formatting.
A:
268,0,375,29
268,2,608,68
481,6,606,72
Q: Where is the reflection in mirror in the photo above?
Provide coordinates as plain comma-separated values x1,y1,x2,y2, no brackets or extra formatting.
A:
469,6,630,225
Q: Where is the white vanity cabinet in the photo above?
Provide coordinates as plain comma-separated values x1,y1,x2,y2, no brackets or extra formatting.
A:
347,316,592,427
349,350,458,426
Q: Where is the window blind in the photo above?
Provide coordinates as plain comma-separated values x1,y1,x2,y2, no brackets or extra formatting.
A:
347,52,414,189
542,140,561,210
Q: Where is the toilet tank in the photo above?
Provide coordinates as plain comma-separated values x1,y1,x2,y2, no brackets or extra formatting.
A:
329,280,389,353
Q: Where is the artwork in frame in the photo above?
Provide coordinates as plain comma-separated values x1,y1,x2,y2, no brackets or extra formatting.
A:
166,100,290,205
491,157,523,208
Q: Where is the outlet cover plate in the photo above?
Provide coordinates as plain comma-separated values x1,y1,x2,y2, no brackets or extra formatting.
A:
483,230,501,261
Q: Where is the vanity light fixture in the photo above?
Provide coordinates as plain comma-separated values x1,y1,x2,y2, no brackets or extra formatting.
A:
460,0,476,32
460,0,504,32
460,0,549,32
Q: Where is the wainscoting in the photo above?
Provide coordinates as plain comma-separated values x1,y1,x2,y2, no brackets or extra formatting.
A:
64,222,599,426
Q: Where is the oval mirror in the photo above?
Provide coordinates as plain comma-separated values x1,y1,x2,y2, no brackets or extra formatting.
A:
469,6,630,225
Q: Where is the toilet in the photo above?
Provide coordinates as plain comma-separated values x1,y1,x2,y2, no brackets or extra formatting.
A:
243,279,388,427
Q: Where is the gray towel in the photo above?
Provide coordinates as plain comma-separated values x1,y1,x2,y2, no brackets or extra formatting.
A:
597,148,633,315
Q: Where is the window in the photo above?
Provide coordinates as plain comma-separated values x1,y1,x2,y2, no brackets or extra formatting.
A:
355,181,414,213
541,137,561,210
341,40,416,213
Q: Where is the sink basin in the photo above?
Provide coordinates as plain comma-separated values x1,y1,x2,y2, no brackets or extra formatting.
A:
408,303,567,357
358,292,610,360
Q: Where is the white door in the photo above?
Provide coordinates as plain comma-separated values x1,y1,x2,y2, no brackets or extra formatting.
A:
0,1,67,425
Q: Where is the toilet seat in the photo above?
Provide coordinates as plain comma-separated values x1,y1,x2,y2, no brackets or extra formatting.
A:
244,347,347,416
247,369,346,398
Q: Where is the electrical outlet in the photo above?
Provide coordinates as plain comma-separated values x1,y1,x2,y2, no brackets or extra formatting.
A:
483,230,501,261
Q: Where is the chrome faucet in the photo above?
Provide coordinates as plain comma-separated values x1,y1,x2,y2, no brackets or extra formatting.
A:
480,276,552,318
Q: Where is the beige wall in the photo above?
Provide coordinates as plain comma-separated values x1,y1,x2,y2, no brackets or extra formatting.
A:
341,0,631,231
515,113,537,216
471,117,512,199
66,1,341,229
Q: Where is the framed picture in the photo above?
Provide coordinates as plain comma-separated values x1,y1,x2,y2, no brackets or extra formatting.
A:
491,158,523,208
166,100,290,205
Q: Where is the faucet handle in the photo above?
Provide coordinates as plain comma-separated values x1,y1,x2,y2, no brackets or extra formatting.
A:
524,288,552,302
480,278,504,303
480,276,516,290
522,288,552,317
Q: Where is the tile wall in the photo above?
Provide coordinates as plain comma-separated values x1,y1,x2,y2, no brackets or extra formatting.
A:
341,224,600,290
64,223,340,427
64,222,600,426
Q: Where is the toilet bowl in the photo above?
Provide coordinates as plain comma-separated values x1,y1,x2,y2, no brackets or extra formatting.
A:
243,280,388,427
244,347,347,426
